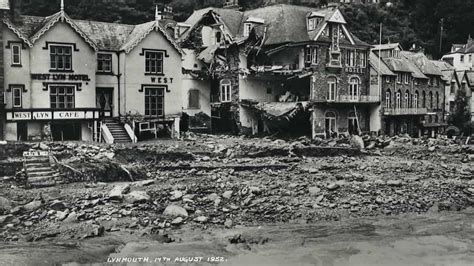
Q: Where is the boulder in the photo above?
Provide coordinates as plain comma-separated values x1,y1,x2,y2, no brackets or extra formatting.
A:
163,205,188,218
350,135,365,150
308,186,321,196
222,191,233,199
170,191,183,201
23,200,42,212
134,180,155,187
171,217,184,226
50,200,67,211
194,216,209,223
109,184,131,200
63,211,78,223
0,196,12,213
124,191,150,204
326,183,340,191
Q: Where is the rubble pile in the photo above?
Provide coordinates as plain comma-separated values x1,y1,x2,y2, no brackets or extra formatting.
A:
0,134,472,243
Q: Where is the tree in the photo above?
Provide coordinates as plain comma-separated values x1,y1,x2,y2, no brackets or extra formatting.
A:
449,86,472,135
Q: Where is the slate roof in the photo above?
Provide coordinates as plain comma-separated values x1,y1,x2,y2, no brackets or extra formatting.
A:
3,12,182,53
369,52,396,76
182,4,370,47
372,43,402,51
401,51,443,76
382,57,427,79
431,60,455,81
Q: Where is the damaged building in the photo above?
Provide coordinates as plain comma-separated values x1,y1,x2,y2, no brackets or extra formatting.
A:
178,4,376,138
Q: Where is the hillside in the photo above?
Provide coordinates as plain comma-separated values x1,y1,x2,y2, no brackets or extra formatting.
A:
11,0,474,58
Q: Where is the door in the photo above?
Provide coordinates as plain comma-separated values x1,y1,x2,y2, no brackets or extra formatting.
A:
96,88,114,117
348,112,358,135
325,112,337,138
17,122,27,141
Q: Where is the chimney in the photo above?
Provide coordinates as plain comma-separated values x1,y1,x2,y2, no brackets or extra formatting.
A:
162,5,174,20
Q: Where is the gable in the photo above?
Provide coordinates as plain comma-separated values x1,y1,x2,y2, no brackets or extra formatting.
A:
121,22,183,55
327,9,346,24
29,12,98,51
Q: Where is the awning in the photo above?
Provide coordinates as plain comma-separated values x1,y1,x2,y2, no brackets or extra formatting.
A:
197,45,219,64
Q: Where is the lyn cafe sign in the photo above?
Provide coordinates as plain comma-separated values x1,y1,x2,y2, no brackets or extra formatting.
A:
6,110,99,121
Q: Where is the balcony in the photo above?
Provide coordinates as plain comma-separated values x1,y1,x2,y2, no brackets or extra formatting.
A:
313,95,380,104
383,108,428,116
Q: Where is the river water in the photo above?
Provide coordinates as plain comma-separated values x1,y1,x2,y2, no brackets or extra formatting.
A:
1,209,473,266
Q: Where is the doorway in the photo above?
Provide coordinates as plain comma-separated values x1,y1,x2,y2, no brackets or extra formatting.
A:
325,112,337,138
17,122,27,141
96,88,114,118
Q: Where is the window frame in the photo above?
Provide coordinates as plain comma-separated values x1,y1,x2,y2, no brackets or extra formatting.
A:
188,89,200,109
50,85,75,109
11,43,22,66
305,46,318,66
243,23,253,37
220,80,232,103
144,87,165,117
12,86,23,108
50,45,73,72
145,50,164,75
397,73,402,83
349,77,360,100
404,73,410,84
97,53,113,73
328,77,337,101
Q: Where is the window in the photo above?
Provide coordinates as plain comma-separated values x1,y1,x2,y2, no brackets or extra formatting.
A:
349,77,359,101
397,73,402,83
404,74,409,84
414,91,419,108
97,53,112,73
220,79,231,102
328,77,337,101
50,86,75,109
450,82,455,94
12,86,22,108
429,91,433,109
348,112,358,135
145,51,164,74
422,91,426,108
359,51,366,67
385,76,391,83
436,92,439,110
460,55,464,63
404,90,410,108
215,31,222,44
244,23,253,37
305,46,318,66
50,45,72,71
145,87,164,117
307,17,321,31
346,50,356,67
325,112,337,137
188,89,200,109
385,89,391,109
395,90,401,109
11,44,21,66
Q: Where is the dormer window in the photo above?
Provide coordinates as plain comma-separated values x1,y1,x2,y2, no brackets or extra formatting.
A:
244,17,264,37
307,17,322,31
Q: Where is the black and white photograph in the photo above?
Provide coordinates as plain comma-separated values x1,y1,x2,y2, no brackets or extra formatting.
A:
0,0,473,265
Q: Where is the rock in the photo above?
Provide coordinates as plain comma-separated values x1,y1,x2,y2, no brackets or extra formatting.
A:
428,146,436,152
124,191,150,204
0,215,13,225
63,211,78,223
326,183,340,191
249,187,262,195
350,135,365,150
171,217,184,225
387,180,403,187
50,200,67,211
109,184,131,200
194,216,209,223
39,143,49,150
224,219,233,228
207,193,220,201
134,180,155,187
56,210,69,221
9,206,23,215
0,197,12,213
163,205,188,218
91,225,105,237
222,191,233,199
170,191,183,201
308,186,321,196
24,200,42,212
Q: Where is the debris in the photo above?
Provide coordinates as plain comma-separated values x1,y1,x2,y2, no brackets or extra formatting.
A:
124,191,150,204
23,201,42,212
163,205,189,218
109,184,131,200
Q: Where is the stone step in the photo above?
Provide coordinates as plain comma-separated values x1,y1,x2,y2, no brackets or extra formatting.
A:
24,158,50,163
25,162,50,168
27,167,53,173
28,171,55,177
